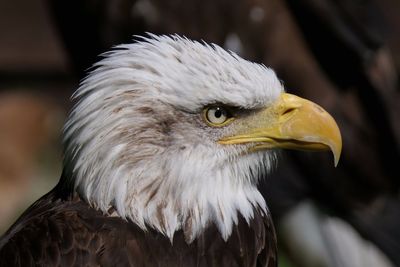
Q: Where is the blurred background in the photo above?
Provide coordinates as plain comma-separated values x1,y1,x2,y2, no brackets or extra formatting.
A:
1,0,399,266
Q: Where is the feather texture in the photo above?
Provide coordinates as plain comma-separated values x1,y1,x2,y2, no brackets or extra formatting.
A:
0,189,276,267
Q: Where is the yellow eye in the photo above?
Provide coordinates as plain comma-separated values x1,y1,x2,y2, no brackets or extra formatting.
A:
204,106,234,126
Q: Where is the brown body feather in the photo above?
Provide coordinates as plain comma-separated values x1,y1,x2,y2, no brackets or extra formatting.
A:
0,184,277,267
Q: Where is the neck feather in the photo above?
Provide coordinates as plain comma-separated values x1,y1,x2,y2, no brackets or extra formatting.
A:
69,149,272,242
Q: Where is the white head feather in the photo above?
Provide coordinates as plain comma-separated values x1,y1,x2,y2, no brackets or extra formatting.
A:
63,34,283,242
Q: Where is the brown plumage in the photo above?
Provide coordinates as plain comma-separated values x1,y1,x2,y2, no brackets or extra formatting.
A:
0,181,277,267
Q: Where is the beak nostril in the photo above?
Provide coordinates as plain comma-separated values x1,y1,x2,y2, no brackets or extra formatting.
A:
282,108,296,116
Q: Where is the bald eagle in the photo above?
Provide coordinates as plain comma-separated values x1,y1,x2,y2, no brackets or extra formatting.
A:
0,35,341,267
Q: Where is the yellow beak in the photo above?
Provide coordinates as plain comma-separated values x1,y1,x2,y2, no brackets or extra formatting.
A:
218,93,342,166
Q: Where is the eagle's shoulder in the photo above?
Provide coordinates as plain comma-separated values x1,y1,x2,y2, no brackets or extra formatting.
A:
256,209,278,267
0,190,120,266
164,207,277,267
0,189,276,267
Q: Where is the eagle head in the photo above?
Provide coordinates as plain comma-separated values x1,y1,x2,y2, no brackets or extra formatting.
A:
62,35,341,242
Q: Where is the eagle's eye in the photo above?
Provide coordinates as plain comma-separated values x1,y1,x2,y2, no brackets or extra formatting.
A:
204,106,234,127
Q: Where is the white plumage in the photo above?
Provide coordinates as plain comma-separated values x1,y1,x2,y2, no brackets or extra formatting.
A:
63,35,283,242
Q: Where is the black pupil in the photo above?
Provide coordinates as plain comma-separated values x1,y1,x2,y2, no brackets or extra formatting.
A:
214,108,223,118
